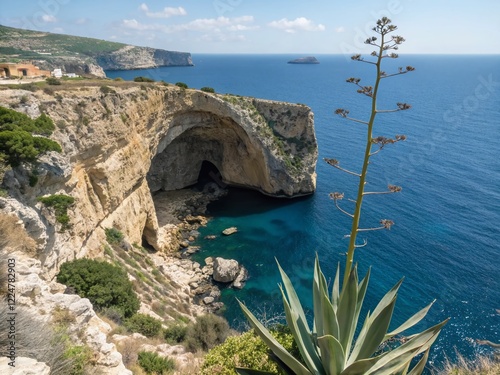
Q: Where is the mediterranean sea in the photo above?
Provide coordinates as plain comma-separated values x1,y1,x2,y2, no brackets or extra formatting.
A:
106,54,500,367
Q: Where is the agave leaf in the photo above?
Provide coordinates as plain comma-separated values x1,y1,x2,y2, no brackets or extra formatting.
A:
406,347,430,375
314,256,326,336
280,285,325,374
320,286,340,339
317,334,346,375
314,256,336,337
370,277,403,319
237,299,312,375
332,262,340,312
235,369,276,375
340,355,382,375
277,259,309,330
337,266,359,353
384,300,435,340
365,319,449,375
348,294,397,365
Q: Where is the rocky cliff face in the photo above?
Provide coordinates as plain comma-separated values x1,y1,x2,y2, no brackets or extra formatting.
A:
0,83,317,279
36,57,106,78
96,46,194,71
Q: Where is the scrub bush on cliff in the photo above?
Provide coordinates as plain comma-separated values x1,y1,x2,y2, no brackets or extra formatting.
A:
57,258,140,318
237,18,448,375
0,106,61,170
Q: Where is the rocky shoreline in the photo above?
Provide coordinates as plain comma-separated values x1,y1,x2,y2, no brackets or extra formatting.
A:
152,183,248,314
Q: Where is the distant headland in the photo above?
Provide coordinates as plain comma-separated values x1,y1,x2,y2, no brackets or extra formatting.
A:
0,24,193,78
287,56,320,64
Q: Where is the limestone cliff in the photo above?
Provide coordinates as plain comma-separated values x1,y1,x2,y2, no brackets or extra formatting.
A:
0,83,317,278
96,46,194,71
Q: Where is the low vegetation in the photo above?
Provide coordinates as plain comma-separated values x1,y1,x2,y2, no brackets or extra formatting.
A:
185,314,231,352
134,76,155,83
201,86,215,93
105,227,124,244
0,106,61,170
0,304,84,375
175,82,188,89
201,327,300,375
56,258,140,318
137,351,175,375
0,212,37,257
37,194,75,230
125,313,163,338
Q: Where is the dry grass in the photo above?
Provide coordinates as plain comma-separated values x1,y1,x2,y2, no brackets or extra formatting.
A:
0,304,73,375
0,212,37,254
436,352,500,375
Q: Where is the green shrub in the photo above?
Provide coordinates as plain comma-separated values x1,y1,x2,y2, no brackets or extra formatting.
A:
63,345,93,375
37,194,75,229
125,313,162,338
113,77,124,81
134,76,155,83
46,77,62,85
137,351,175,374
105,227,124,244
99,85,116,94
175,82,188,89
43,87,55,95
163,324,188,344
185,314,230,352
0,107,60,168
56,258,140,318
200,86,215,93
201,328,298,375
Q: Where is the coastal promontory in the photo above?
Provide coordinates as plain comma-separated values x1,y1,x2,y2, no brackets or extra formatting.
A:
0,24,193,77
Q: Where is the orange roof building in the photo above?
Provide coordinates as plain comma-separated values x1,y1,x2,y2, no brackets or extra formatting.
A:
0,62,51,78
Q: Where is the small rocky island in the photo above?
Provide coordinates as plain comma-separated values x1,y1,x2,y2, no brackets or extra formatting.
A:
288,56,320,64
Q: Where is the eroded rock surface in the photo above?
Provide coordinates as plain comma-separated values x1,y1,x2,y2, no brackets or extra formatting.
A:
0,85,317,279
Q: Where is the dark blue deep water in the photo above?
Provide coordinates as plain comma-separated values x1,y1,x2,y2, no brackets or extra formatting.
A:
107,55,500,366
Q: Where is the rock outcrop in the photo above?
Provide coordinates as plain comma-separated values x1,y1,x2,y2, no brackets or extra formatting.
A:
0,83,317,280
96,46,193,71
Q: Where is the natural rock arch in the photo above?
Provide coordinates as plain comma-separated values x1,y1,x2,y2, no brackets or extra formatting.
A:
147,109,269,194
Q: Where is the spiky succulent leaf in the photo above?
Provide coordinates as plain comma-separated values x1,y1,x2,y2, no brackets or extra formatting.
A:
384,300,436,340
337,266,359,354
406,347,431,375
318,334,345,375
280,285,325,374
277,259,309,330
364,319,448,375
314,256,339,338
237,299,312,375
331,263,341,312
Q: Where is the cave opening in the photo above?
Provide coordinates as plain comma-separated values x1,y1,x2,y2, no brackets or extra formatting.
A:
196,160,224,190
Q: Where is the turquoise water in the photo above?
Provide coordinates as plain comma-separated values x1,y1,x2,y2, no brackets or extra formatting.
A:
106,55,500,365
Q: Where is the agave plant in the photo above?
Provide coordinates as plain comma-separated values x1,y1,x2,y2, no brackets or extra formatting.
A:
237,257,448,375
236,17,448,375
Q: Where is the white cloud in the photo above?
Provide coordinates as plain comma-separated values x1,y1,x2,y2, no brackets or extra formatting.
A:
268,17,325,33
174,15,255,32
41,14,57,23
75,18,89,25
139,3,187,18
120,15,256,39
121,19,164,31
335,26,345,33
200,33,246,43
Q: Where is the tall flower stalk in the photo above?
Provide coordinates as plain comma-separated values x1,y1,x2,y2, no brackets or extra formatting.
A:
236,18,448,375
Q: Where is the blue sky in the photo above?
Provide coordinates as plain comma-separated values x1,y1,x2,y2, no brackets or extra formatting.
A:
1,0,499,54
